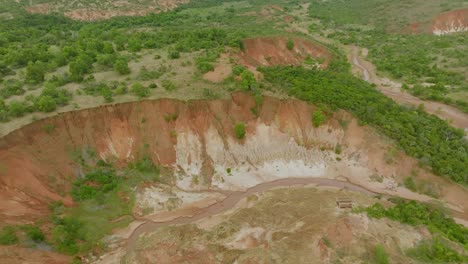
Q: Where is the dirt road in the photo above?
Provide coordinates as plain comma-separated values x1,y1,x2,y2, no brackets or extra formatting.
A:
349,46,468,134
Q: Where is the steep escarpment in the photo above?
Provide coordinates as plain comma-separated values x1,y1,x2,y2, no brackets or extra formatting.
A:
239,37,331,68
25,0,189,21
0,93,467,225
432,8,468,35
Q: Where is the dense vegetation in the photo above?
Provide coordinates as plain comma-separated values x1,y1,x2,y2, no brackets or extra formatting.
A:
260,66,467,184
50,157,162,255
0,5,256,122
309,0,468,112
360,199,468,262
407,238,468,263
364,199,468,246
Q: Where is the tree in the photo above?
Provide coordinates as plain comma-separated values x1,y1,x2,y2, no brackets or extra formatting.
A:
240,71,257,91
113,58,130,75
36,95,57,112
69,54,93,82
26,61,46,83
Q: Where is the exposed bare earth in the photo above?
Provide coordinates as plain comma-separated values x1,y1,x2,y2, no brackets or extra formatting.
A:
25,0,189,21
1,93,467,224
204,37,332,82
403,8,468,35
239,37,331,69
0,245,71,264
114,187,427,264
1,93,467,262
432,8,468,35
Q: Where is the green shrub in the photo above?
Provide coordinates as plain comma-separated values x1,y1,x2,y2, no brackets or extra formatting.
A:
0,226,18,245
234,122,246,139
129,156,160,174
334,144,342,154
137,66,164,80
42,123,56,134
240,71,257,91
113,58,130,75
0,79,24,99
131,83,150,98
286,39,294,50
52,216,83,254
26,61,46,83
232,65,247,76
115,85,127,95
196,61,214,73
364,200,468,246
162,80,176,91
101,88,113,103
24,225,45,242
36,95,57,112
8,100,32,117
407,238,468,263
403,177,417,192
203,88,219,99
71,163,120,201
168,49,180,59
374,244,389,264
96,54,116,67
312,110,326,127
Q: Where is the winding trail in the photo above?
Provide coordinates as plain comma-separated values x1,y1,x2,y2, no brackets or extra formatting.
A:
350,46,468,134
124,177,376,252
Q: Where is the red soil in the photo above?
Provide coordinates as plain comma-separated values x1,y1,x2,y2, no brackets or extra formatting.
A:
25,3,53,15
403,22,423,34
1,92,467,227
64,9,149,21
25,0,188,21
239,37,332,69
0,245,71,264
432,8,468,35
0,93,257,223
283,15,294,23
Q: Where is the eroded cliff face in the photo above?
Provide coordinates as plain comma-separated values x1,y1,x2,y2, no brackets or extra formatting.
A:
0,93,466,223
432,8,468,35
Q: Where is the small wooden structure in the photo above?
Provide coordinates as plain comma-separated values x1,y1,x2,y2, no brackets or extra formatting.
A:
336,197,353,209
